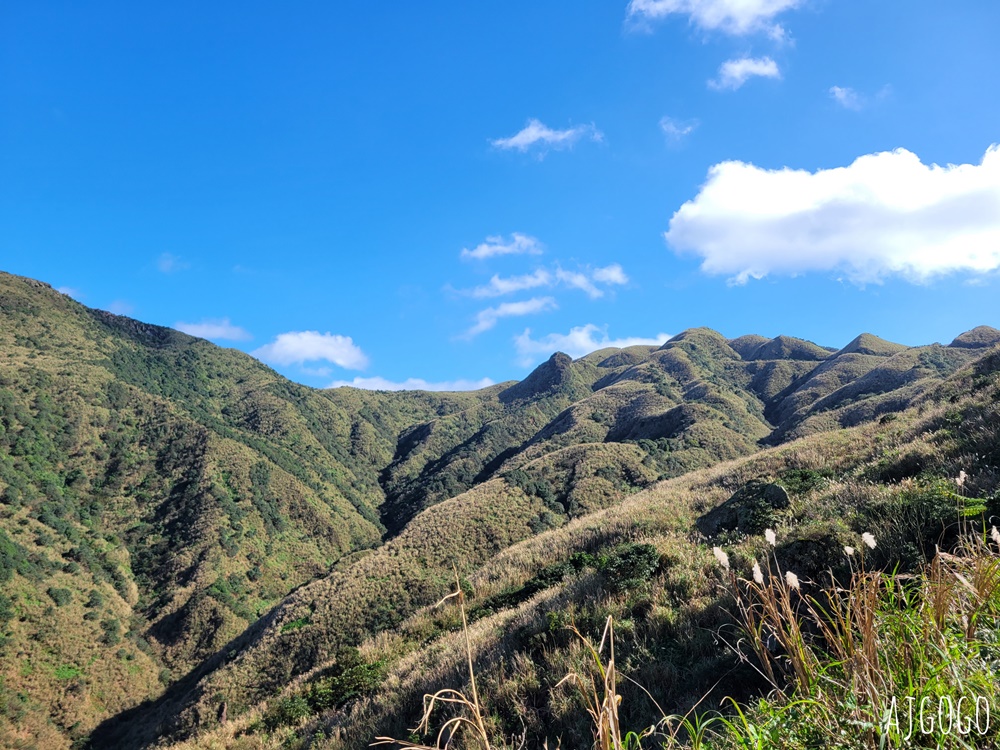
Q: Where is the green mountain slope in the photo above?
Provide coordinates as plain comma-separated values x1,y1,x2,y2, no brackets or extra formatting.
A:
0,272,472,746
138,335,1000,750
1,269,997,749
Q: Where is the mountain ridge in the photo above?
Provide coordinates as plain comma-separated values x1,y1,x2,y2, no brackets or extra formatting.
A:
1,269,998,748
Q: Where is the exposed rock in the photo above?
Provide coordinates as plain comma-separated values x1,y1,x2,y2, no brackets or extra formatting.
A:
697,480,790,537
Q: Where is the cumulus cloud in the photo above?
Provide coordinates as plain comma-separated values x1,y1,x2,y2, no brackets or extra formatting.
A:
660,116,699,143
491,119,603,154
174,318,252,341
464,297,557,338
709,57,780,90
157,252,190,273
665,144,1000,284
627,0,803,36
461,233,544,260
327,376,495,392
463,264,628,299
252,331,369,369
829,85,862,110
515,324,671,366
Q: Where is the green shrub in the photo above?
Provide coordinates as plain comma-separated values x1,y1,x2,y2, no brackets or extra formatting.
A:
100,618,121,646
47,587,72,606
262,695,311,731
598,543,661,593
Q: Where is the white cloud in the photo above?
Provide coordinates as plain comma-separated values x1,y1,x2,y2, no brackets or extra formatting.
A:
461,233,544,260
660,116,699,143
468,269,554,298
709,57,780,90
592,263,629,285
829,85,862,110
327,376,495,392
490,119,603,154
555,268,603,299
665,144,1000,285
464,297,557,338
463,264,628,299
174,318,252,341
252,331,369,369
627,0,803,36
514,324,671,366
828,85,891,110
157,252,190,273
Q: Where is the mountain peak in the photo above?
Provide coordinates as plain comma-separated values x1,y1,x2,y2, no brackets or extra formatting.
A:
949,326,1000,349
499,351,574,403
659,327,728,349
728,334,770,359
837,333,908,357
749,335,830,362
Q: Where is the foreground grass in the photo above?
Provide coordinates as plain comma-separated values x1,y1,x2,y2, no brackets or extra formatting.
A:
705,526,1000,749
373,521,1000,749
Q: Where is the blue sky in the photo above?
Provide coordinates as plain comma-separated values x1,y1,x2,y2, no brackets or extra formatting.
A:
3,1,1000,390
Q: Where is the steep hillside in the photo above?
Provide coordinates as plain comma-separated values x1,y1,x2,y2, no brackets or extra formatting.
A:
2,270,997,749
0,272,474,746
83,351,994,743
145,336,1000,750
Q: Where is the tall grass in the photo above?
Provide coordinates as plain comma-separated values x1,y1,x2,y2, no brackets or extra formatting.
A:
375,526,1000,749
713,528,1000,749
372,574,526,750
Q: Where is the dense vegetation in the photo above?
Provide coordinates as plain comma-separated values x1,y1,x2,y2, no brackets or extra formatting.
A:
1,270,999,749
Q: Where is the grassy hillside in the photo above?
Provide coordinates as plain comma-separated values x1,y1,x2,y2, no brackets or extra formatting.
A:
0,272,472,747
156,341,1000,750
83,349,997,743
2,269,998,749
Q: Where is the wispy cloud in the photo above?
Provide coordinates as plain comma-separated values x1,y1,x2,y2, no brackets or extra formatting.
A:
665,144,1000,284
252,331,369,369
461,233,544,260
829,84,891,110
57,286,82,299
467,269,554,298
557,264,629,298
709,56,780,90
829,85,862,110
464,297,557,338
463,263,628,299
491,119,603,154
328,376,495,392
157,252,190,273
174,318,252,341
555,268,603,299
592,264,629,285
627,0,804,38
515,324,670,366
659,116,699,143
